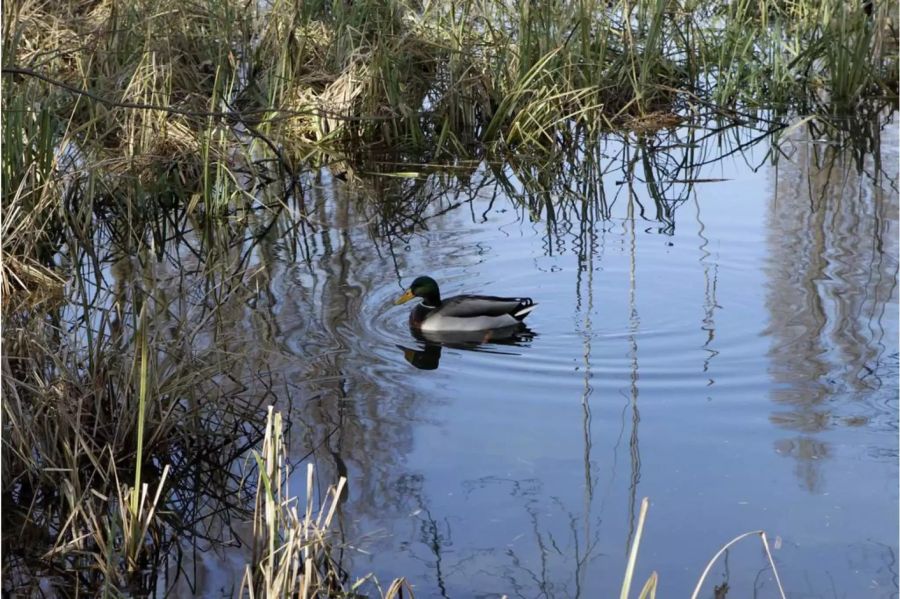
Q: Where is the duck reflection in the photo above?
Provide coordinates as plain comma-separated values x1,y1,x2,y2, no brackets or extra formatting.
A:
398,325,536,370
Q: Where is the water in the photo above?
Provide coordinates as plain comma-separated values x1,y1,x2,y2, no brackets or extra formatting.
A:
87,114,895,597
211,118,900,598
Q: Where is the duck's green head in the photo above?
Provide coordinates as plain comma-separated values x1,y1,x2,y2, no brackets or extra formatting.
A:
395,276,441,306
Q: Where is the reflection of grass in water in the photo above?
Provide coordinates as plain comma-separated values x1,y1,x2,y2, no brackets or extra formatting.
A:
236,410,788,598
359,107,896,248
2,114,892,597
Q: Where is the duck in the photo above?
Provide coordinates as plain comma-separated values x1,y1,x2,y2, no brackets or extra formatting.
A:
394,276,537,332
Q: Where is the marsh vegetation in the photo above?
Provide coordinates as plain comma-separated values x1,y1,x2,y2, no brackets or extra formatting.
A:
2,0,898,595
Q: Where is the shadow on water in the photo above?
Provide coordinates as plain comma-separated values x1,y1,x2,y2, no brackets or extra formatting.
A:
3,101,898,596
398,325,536,370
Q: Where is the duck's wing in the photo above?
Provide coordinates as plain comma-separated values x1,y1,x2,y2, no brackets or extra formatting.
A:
438,295,536,319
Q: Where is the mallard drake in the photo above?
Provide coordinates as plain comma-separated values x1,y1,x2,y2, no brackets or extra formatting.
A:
394,276,537,332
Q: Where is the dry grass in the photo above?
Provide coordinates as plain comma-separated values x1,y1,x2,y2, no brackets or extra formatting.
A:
239,408,415,598
2,253,270,594
5,0,896,174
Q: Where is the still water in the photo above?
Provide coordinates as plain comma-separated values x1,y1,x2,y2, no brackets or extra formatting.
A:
197,118,898,597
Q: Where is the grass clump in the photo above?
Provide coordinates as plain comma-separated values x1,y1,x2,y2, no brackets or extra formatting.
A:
5,0,896,177
257,0,898,156
1,274,268,594
240,408,413,598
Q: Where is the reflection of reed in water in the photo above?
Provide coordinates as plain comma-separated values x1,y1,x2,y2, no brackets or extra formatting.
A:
354,112,784,247
763,120,898,491
623,195,643,554
282,182,420,542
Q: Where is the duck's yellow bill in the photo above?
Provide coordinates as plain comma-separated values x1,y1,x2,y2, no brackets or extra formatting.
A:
394,289,415,305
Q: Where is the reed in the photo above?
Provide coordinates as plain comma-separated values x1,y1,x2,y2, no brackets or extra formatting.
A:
617,497,786,599
4,0,895,184
239,408,414,598
1,237,273,594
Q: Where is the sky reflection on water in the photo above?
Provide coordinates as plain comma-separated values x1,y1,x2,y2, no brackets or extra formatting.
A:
252,116,899,597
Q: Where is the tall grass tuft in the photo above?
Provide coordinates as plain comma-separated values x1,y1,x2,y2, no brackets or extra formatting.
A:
4,0,896,186
1,242,270,594
240,408,414,598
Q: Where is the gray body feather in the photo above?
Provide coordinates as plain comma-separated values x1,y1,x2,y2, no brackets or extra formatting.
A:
412,294,537,332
